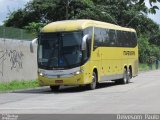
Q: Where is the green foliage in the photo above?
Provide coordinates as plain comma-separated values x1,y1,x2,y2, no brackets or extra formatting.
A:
4,9,26,28
25,22,46,35
139,63,149,71
148,45,160,61
137,0,160,14
3,0,160,64
139,63,160,71
0,80,39,92
149,32,160,46
138,35,150,63
4,0,160,30
138,35,160,63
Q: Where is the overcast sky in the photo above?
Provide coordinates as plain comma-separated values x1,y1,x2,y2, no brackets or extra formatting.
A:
0,0,31,25
0,0,160,25
145,0,160,24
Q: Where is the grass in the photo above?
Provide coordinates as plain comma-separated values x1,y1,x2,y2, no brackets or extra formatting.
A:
139,63,149,71
0,80,39,92
139,63,159,71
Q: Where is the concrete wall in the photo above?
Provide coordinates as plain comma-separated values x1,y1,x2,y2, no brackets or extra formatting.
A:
0,38,37,83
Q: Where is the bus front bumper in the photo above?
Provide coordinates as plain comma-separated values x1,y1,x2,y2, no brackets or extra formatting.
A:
38,73,88,86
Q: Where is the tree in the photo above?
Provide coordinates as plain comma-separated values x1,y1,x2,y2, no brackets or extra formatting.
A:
138,0,160,14
138,35,160,63
149,32,160,46
4,0,160,28
3,0,160,63
24,22,45,35
4,9,26,28
4,0,96,28
4,0,57,28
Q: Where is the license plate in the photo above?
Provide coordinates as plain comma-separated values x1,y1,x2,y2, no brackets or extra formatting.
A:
55,80,63,84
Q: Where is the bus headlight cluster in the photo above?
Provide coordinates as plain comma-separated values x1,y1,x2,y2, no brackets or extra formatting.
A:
38,70,45,77
39,72,45,76
72,69,84,75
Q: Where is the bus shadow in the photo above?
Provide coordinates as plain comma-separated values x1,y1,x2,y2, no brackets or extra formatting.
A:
97,81,133,89
13,81,133,94
12,87,53,94
13,86,89,94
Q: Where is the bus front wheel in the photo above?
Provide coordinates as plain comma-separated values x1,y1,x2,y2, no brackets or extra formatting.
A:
50,85,60,91
87,71,97,90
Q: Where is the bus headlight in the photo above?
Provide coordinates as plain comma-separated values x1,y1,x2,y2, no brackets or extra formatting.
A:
72,69,84,75
39,72,45,76
38,70,45,77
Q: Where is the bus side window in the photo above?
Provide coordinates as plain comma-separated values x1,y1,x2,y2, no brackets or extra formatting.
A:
109,30,116,46
117,31,137,47
128,32,132,46
117,30,122,47
100,28,106,43
121,31,127,47
124,31,130,47
102,29,109,46
131,32,137,47
94,28,103,49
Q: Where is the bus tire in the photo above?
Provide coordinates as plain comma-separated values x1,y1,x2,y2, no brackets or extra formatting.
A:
129,67,132,79
121,68,129,84
115,79,121,84
128,69,131,83
87,71,97,90
50,85,60,91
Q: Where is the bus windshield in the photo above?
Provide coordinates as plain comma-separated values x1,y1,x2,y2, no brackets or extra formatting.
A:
38,31,83,69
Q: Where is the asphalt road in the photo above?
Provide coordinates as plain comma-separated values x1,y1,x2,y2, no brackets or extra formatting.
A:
0,70,160,114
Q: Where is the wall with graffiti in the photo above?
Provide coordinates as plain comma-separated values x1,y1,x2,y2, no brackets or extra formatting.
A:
0,38,37,82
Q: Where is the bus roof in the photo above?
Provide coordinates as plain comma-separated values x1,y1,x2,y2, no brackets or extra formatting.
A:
41,19,136,33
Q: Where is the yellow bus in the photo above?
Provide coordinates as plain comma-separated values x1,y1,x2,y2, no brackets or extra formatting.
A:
37,20,138,91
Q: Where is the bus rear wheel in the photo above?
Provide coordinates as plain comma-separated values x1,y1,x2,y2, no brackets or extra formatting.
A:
50,85,60,91
121,68,130,84
87,71,97,90
129,67,132,80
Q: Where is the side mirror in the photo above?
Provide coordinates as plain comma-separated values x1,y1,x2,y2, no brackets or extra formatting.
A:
30,38,37,53
82,34,89,50
32,38,38,45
